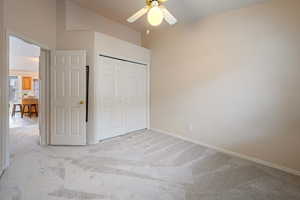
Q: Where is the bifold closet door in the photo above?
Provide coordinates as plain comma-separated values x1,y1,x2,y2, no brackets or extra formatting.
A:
97,56,147,140
97,57,125,140
120,62,147,133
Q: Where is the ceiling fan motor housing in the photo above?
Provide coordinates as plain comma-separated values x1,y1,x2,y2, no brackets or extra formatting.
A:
147,0,161,7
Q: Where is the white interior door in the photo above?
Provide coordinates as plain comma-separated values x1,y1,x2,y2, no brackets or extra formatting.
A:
97,56,147,140
50,50,87,145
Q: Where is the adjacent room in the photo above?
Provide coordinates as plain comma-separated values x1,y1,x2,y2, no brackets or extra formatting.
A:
9,36,40,127
0,0,300,199
8,36,41,159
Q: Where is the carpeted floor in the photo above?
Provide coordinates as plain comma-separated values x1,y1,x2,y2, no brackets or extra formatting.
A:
1,128,300,200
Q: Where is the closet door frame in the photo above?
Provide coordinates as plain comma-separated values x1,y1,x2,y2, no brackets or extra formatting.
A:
96,54,150,140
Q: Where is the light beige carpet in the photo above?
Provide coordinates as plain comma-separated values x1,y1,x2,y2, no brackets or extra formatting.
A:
1,128,300,200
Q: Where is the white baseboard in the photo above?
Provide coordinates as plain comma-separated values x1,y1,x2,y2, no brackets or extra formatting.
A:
151,128,300,177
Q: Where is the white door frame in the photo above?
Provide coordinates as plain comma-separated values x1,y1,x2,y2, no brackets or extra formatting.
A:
39,49,51,145
1,30,51,170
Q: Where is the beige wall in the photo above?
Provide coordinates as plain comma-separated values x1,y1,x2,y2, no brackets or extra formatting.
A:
0,0,5,171
143,0,300,172
4,0,56,49
56,0,95,61
65,0,141,45
3,0,141,49
0,0,4,98
56,0,96,144
1,1,56,167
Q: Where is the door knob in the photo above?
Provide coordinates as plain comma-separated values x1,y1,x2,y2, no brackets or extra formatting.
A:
79,100,85,105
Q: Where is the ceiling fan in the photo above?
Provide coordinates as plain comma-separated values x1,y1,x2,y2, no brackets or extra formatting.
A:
127,0,177,26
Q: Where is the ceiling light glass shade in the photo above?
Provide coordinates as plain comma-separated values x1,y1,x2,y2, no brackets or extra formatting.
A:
147,6,164,26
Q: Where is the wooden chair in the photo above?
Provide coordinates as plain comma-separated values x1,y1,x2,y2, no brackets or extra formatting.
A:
30,104,38,117
11,104,23,117
22,98,39,118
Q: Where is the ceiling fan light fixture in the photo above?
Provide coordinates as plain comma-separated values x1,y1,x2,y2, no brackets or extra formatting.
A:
127,0,177,27
147,6,163,26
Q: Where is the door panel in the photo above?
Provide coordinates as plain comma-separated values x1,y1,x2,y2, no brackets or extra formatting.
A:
51,51,86,145
97,56,147,140
70,107,81,135
136,66,147,130
121,62,138,132
55,106,66,135
97,57,125,139
123,62,147,132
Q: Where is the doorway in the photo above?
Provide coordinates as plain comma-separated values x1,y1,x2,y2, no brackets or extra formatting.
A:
8,36,41,154
2,34,50,169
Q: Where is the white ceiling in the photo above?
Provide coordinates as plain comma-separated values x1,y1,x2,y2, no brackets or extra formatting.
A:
72,0,271,31
9,36,40,72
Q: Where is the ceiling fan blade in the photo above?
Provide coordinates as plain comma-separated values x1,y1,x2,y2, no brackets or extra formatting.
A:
160,6,177,25
127,6,149,23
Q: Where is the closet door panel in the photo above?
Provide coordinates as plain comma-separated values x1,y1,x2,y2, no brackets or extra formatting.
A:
136,66,147,130
126,63,137,132
122,62,147,132
97,56,147,140
98,58,124,140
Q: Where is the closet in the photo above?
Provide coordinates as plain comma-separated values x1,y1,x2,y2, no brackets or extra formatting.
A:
96,55,147,140
92,32,150,143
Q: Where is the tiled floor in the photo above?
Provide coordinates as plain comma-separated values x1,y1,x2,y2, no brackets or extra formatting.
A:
9,112,38,129
0,128,300,199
